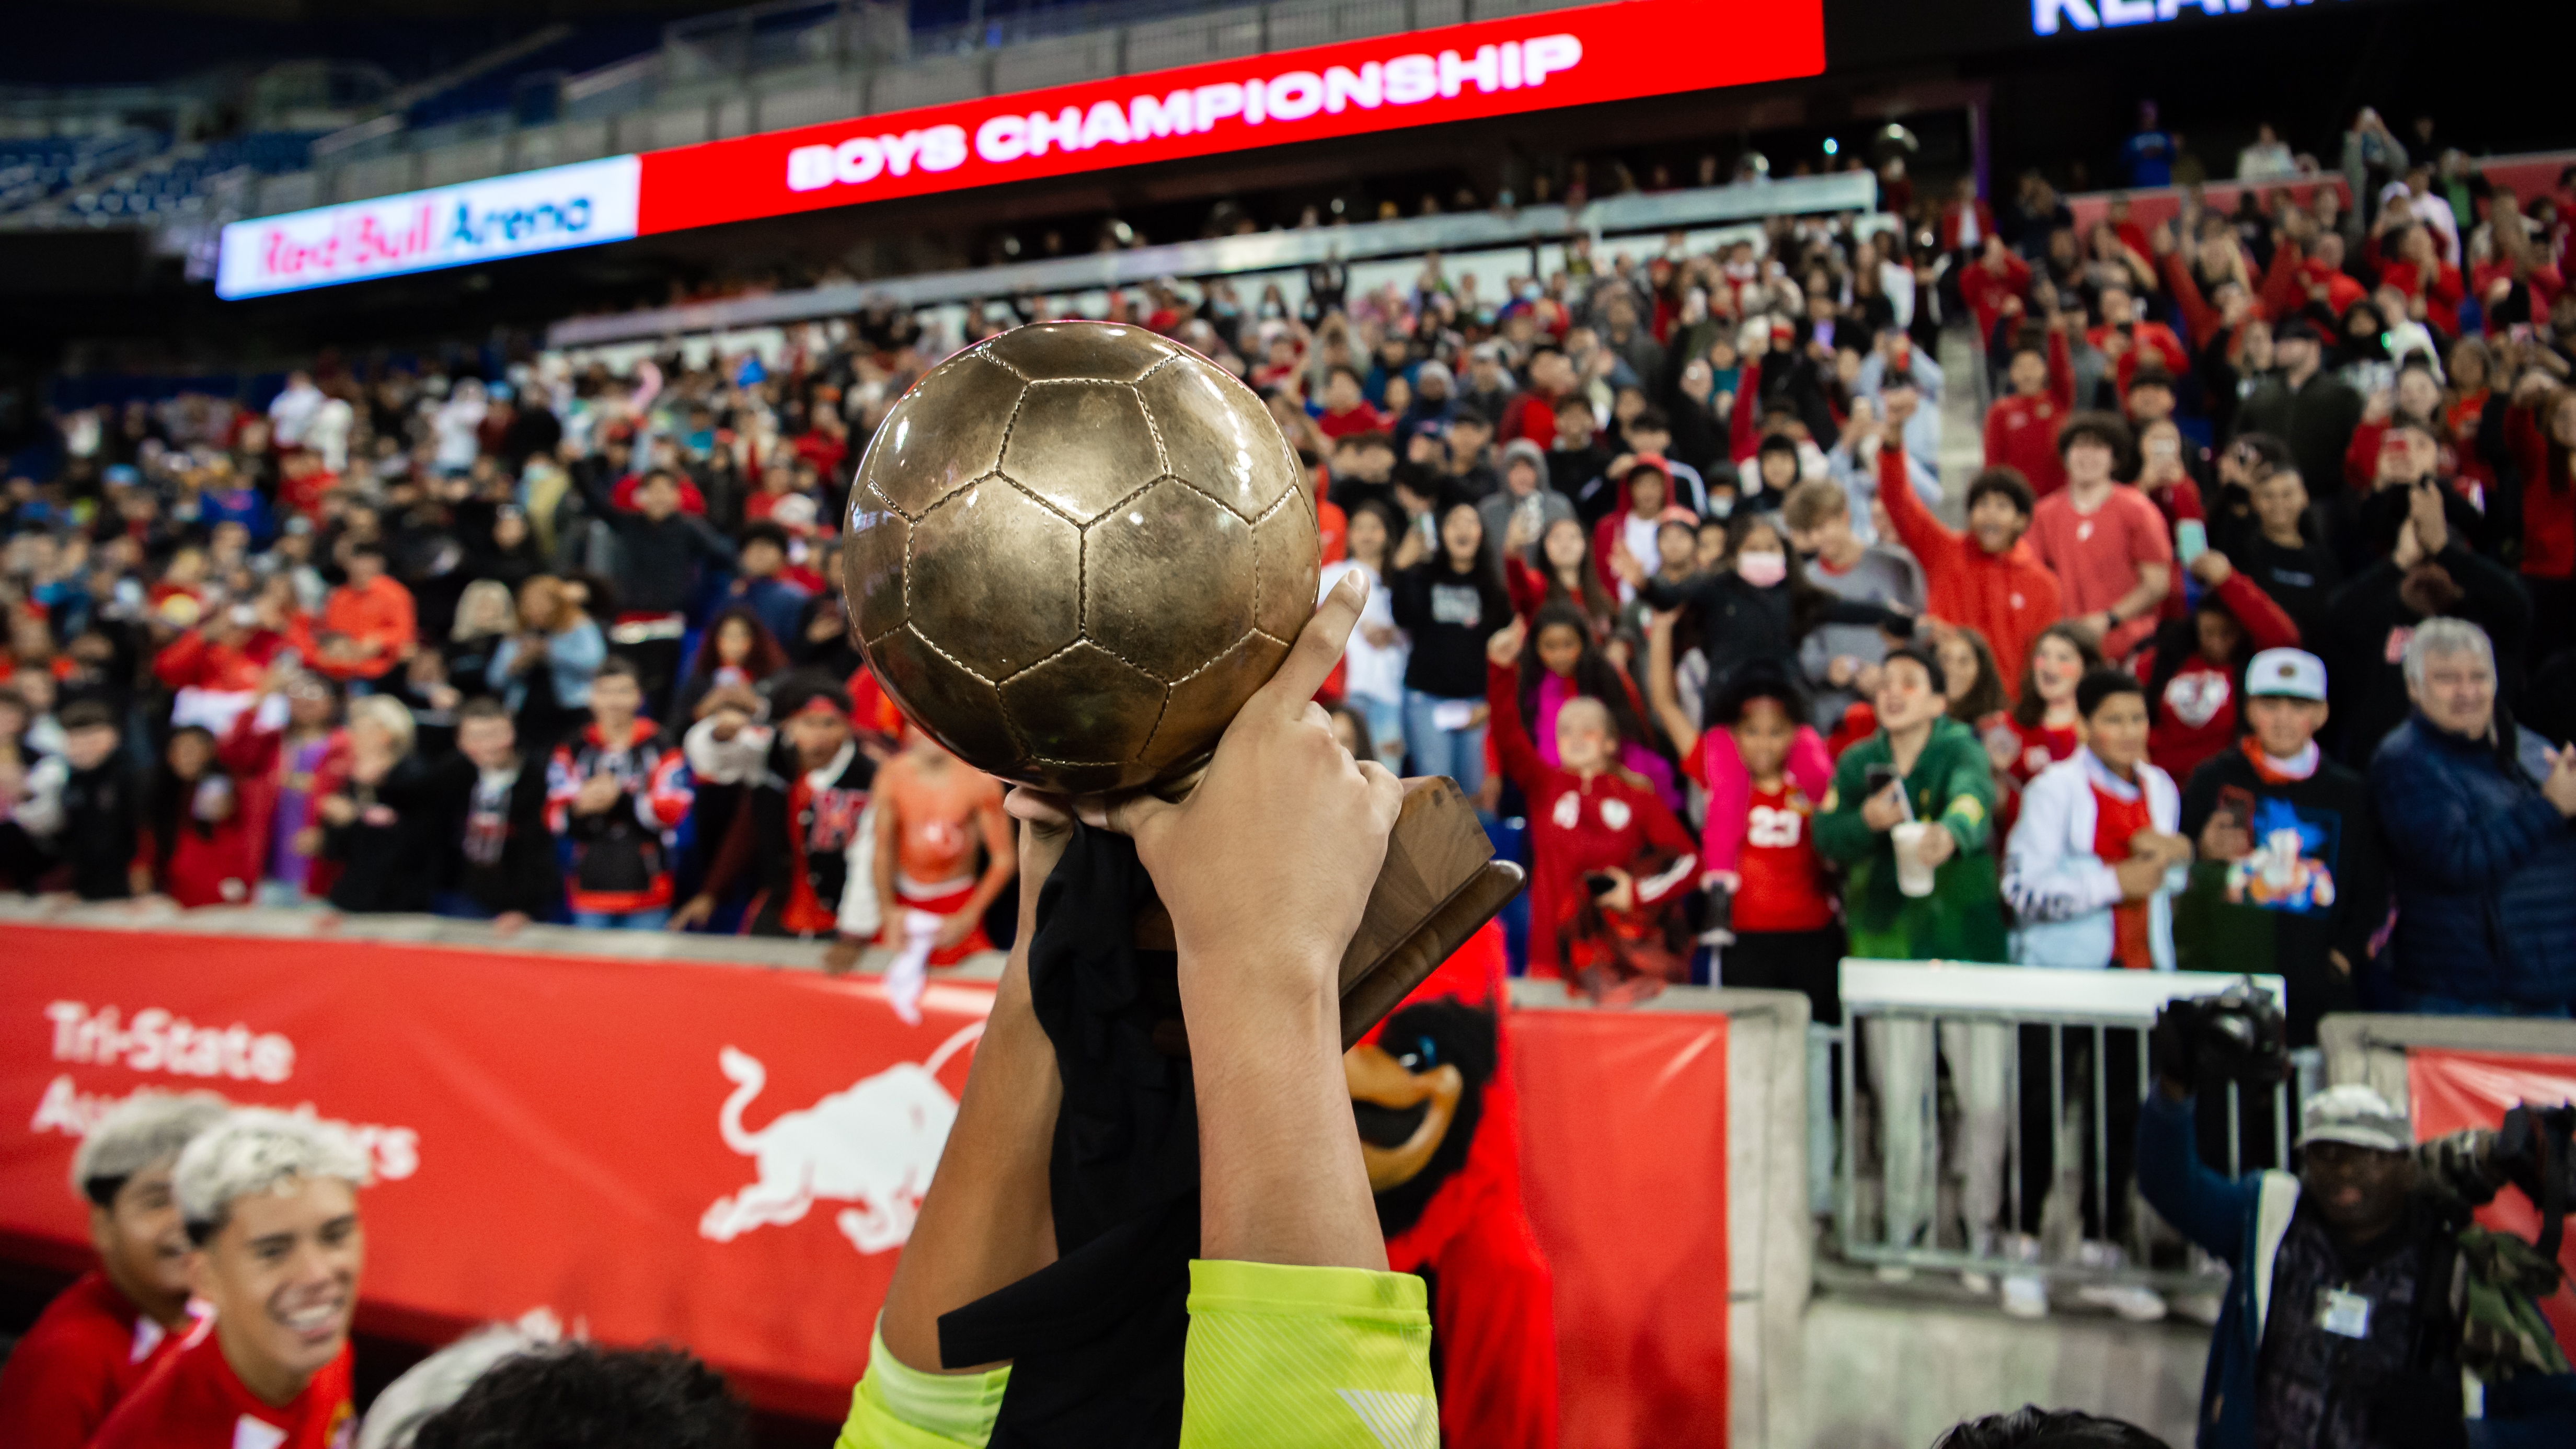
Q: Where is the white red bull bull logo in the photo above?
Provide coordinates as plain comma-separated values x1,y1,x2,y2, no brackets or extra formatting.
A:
698,1026,979,1254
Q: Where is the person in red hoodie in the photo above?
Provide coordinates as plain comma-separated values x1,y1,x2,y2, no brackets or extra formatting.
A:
0,1092,225,1449
1877,441,2063,704
1484,616,1696,989
2135,549,2302,782
1959,237,2031,351
89,1109,367,1449
1984,318,2077,499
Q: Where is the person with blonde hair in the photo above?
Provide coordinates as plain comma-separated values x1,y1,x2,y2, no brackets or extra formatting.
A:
90,1109,370,1449
0,1091,227,1447
310,693,441,912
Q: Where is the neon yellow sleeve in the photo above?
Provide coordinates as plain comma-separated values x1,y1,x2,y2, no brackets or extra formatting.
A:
1179,1259,1437,1449
836,1322,1010,1449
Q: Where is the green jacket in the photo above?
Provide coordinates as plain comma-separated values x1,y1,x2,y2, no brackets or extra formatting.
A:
1813,717,2008,962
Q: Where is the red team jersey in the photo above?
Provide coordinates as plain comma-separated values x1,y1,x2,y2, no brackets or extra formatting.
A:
89,1325,355,1449
1733,783,1835,934
0,1271,196,1449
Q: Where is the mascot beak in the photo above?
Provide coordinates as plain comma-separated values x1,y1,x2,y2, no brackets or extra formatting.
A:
1344,1043,1464,1193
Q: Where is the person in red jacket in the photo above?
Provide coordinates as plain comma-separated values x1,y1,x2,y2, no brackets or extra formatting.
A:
1984,323,2076,498
1314,364,1390,441
1484,616,1697,987
0,1092,225,1449
1958,237,2032,351
2135,549,2302,781
311,544,415,684
2501,378,2576,667
89,1109,367,1449
1877,442,2063,705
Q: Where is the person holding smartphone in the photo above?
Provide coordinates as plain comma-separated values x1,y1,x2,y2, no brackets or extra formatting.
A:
2171,649,2379,1042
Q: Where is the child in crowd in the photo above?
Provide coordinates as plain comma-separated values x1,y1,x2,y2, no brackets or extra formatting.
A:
1993,624,2099,834
546,657,693,929
1515,603,1676,809
1691,665,1843,1022
1485,616,1698,990
2003,670,2193,970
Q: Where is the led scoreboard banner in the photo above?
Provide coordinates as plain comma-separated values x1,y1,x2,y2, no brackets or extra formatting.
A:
215,0,1825,298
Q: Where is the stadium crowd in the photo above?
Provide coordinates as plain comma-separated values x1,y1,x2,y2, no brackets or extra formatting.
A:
4,109,2576,1033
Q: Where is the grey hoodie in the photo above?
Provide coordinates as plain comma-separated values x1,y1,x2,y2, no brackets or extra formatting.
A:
1477,438,1578,562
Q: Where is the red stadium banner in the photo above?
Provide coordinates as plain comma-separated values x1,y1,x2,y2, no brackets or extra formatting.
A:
0,925,991,1418
2407,1048,2576,1358
1509,1008,1730,1449
2,925,1738,1431
636,0,1825,236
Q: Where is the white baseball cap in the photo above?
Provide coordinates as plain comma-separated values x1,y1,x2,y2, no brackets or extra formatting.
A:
2300,1084,2411,1154
2247,648,2327,702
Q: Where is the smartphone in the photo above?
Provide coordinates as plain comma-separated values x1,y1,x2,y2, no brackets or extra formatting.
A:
2176,519,2207,567
2216,785,2258,835
1583,871,1619,899
1863,765,1911,820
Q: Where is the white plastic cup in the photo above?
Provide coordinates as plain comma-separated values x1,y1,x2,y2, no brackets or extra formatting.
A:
1891,821,1936,898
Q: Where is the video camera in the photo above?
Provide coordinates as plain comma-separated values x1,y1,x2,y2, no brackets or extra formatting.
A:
2148,979,2292,1088
2494,1101,2576,1258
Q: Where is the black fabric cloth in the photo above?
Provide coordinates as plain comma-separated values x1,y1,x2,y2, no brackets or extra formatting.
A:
323,753,445,913
939,825,1197,1448
434,754,563,916
1390,561,1509,700
59,760,140,901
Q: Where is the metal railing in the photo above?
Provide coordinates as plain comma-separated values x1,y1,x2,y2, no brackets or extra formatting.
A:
545,171,1884,348
1824,960,2307,1295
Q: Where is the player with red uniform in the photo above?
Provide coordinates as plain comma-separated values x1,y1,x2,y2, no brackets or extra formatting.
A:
0,1092,226,1447
89,1108,370,1449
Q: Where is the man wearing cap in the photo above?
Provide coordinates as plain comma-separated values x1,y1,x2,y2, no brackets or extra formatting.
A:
90,1108,369,1449
0,1092,227,1447
2235,321,2365,511
2174,649,2383,1043
2138,1066,2570,1448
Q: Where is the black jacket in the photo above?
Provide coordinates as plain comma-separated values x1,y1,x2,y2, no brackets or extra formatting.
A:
435,753,564,917
2317,544,2533,764
1390,561,1509,700
324,752,446,914
2234,370,2365,509
59,760,140,901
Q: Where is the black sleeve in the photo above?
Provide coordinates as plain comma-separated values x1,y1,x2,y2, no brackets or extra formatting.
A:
686,514,741,565
1389,567,1430,629
2176,758,2224,840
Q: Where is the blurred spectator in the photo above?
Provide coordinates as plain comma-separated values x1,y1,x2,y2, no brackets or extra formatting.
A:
1815,646,2007,961
677,681,876,944
2235,320,2364,506
2028,414,2173,662
136,724,258,907
2136,549,2301,781
2004,670,2190,970
313,542,416,685
2370,619,2576,1015
724,522,812,647
1393,502,1510,795
489,576,606,753
313,694,441,914
546,657,692,929
28,699,142,900
2175,648,2377,1042
572,469,739,709
867,719,1014,969
1877,455,2060,700
1781,478,1923,732
434,698,564,928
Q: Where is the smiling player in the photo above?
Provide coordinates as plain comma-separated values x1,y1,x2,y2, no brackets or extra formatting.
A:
90,1108,371,1449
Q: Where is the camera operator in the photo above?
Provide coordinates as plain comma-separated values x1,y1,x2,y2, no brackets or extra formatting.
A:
2136,1000,2574,1448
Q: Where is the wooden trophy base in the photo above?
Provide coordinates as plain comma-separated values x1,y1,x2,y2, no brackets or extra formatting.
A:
1133,777,1524,1051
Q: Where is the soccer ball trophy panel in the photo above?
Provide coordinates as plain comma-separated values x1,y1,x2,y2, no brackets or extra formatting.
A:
842,321,1521,1044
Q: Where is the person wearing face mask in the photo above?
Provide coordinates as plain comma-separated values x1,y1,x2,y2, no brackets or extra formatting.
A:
1631,512,1910,904
90,1110,371,1449
0,1092,227,1448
